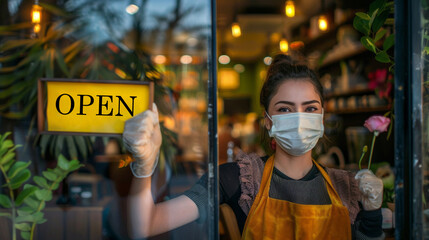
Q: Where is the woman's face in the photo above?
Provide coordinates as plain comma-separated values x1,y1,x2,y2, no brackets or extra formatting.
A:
265,79,322,130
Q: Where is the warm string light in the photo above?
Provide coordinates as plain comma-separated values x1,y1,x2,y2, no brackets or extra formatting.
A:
318,15,328,31
32,4,42,23
285,1,295,18
231,22,241,38
279,38,289,53
32,4,42,33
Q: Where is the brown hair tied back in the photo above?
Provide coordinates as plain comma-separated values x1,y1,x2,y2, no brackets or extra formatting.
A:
259,54,324,111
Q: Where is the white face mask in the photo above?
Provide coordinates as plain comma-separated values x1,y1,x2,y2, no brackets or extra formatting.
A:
266,111,324,156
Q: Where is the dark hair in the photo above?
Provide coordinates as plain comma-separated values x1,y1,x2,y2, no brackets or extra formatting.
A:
259,54,324,111
259,54,324,155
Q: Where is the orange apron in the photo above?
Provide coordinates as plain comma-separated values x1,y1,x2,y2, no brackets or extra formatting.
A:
241,156,351,240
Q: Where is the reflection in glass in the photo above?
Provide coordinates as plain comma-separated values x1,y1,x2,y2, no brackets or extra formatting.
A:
0,0,212,239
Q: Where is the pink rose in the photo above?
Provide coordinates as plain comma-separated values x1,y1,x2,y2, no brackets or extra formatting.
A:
364,115,391,133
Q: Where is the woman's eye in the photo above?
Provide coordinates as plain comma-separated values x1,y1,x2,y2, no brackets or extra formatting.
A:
305,106,318,112
278,107,291,112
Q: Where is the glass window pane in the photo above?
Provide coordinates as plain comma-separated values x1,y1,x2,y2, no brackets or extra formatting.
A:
0,0,214,239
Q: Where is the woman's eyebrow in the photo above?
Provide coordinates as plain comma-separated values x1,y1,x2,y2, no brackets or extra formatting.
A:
274,100,320,106
274,100,295,106
302,100,321,105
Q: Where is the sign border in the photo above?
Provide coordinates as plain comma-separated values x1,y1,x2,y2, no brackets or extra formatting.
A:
37,78,154,136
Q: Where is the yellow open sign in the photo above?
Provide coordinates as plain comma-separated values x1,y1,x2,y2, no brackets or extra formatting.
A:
38,79,153,135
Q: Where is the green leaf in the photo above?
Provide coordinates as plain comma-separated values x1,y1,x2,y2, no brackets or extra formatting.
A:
424,46,429,55
0,72,27,87
23,196,39,209
0,132,11,144
0,194,12,208
21,231,30,240
3,159,14,172
52,182,60,190
66,136,78,160
0,212,11,218
42,170,58,181
39,134,52,158
383,34,395,50
375,51,391,63
361,36,377,53
16,186,38,206
35,217,47,224
374,28,387,42
53,167,65,176
54,135,65,159
16,212,43,223
355,12,371,20
369,0,387,16
10,169,31,189
0,151,15,165
33,176,49,189
34,189,52,201
55,49,70,77
353,17,370,36
0,22,32,32
57,154,70,171
0,39,37,52
74,136,88,160
68,160,83,172
17,206,35,216
7,161,31,179
0,139,13,152
369,8,379,29
372,9,390,33
15,223,31,231
40,2,70,17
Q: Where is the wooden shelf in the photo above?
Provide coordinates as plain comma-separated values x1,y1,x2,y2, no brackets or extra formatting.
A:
325,88,375,99
327,106,390,114
318,45,367,68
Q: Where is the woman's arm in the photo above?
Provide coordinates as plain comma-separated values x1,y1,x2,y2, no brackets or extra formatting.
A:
123,104,199,238
127,177,199,239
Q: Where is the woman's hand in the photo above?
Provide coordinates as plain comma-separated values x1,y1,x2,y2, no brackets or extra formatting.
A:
123,103,162,178
355,169,384,211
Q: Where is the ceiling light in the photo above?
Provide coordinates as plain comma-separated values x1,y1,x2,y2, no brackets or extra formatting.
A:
318,15,328,31
31,4,42,24
231,22,241,38
153,55,167,65
218,55,231,65
233,64,245,73
180,55,193,64
285,1,295,18
33,24,41,33
126,4,139,15
279,38,289,53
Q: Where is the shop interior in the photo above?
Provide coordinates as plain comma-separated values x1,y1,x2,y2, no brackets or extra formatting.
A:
0,0,399,239
216,0,394,238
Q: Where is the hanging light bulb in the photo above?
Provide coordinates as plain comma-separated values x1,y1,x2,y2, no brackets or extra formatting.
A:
279,38,289,53
285,1,295,18
32,4,42,24
231,22,241,38
33,24,41,33
318,15,328,31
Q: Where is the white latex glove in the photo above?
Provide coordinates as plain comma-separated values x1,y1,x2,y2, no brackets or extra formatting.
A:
355,169,384,211
123,103,162,178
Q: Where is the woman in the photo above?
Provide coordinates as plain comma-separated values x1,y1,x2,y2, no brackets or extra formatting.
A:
124,54,385,239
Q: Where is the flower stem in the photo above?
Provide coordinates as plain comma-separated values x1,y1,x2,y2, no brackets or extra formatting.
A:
368,132,378,170
358,145,368,170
